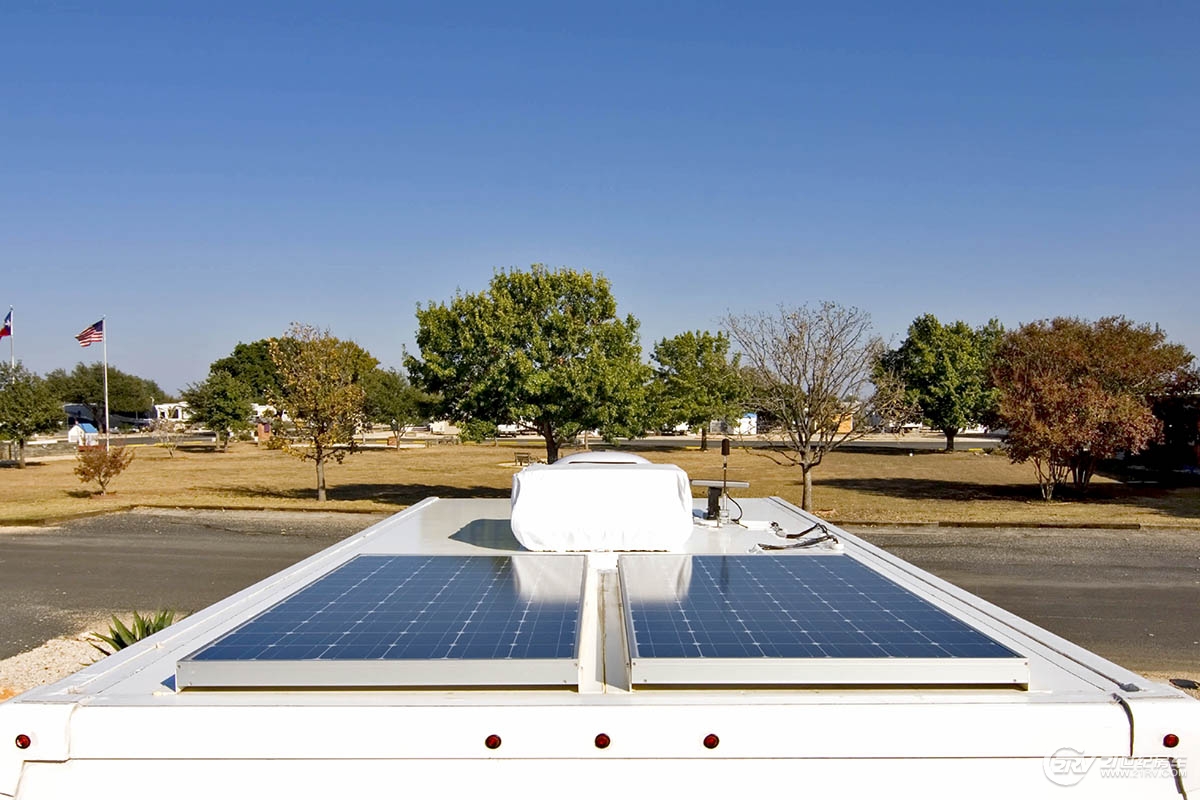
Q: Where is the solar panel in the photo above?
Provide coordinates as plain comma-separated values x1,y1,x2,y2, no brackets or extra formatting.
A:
177,555,585,689
620,554,1028,687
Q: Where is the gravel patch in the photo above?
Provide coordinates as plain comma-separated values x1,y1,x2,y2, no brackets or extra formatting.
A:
0,617,109,699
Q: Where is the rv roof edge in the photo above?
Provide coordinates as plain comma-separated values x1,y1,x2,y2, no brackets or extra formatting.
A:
2,491,1197,799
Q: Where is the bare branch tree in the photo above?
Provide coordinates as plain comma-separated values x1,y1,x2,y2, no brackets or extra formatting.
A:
150,415,186,457
725,302,907,511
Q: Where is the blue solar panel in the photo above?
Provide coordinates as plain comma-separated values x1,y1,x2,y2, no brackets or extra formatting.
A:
189,555,582,664
622,555,1022,661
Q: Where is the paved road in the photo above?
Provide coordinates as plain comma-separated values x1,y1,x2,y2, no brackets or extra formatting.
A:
1,512,1197,675
0,510,383,659
847,525,1200,674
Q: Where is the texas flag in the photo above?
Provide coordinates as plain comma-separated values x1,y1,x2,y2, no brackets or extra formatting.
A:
0,309,11,340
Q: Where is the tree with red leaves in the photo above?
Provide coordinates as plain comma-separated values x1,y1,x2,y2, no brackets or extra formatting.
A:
992,317,1193,500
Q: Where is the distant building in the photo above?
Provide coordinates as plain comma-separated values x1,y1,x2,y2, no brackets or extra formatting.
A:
154,402,287,424
708,413,758,436
251,404,289,423
154,402,192,422
734,413,757,436
67,423,99,446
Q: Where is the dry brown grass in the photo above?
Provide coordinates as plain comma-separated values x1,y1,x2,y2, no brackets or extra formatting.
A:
661,445,1200,526
1,441,1198,526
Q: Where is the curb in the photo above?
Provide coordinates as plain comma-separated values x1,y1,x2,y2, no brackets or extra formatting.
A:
832,520,1151,530
935,520,1142,530
0,506,139,528
0,504,396,528
131,503,392,516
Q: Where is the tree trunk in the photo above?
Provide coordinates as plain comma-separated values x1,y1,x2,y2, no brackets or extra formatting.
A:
316,458,327,502
17,439,26,469
221,432,230,453
942,428,957,452
700,427,708,451
1071,455,1095,492
86,404,105,434
1033,458,1057,500
541,428,560,464
801,465,814,511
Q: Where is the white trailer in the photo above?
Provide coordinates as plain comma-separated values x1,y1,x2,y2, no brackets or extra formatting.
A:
2,459,1197,799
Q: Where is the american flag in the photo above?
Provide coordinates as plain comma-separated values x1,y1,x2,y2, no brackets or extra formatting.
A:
75,319,104,347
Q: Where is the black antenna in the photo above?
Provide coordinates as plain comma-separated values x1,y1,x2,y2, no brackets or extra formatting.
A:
721,438,730,523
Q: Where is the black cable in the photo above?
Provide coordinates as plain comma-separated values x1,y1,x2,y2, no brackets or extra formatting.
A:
728,494,743,523
757,533,838,551
771,520,827,540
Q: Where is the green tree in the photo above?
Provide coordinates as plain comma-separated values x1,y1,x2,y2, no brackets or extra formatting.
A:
879,315,1003,451
180,371,254,452
44,362,167,431
209,340,285,404
270,323,378,501
362,367,430,448
0,363,65,468
992,317,1193,500
406,265,649,463
650,330,746,451
725,302,908,512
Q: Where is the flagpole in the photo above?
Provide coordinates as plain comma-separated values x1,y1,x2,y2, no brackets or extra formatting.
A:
102,316,110,450
7,307,12,370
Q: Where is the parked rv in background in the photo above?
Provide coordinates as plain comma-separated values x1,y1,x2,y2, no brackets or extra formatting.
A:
63,403,153,431
153,402,286,425
153,402,191,423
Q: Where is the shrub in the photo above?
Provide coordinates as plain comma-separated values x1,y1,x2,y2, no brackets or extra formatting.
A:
74,445,135,495
87,609,180,656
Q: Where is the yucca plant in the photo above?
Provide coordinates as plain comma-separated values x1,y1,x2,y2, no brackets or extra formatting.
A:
88,609,180,656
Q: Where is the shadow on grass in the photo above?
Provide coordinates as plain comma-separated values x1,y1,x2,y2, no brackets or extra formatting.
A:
817,476,1200,517
818,477,1038,503
219,483,510,505
820,477,1182,504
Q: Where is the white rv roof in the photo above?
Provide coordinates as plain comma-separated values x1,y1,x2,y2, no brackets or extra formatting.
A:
4,495,1176,702
3,495,1198,799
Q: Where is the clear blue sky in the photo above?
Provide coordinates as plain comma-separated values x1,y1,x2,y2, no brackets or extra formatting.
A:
3,1,1197,394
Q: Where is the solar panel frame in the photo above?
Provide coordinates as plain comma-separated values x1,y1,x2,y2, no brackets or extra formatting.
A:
619,554,1029,688
176,554,587,690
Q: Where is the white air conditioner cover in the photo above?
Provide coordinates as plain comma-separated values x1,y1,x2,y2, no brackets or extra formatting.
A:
510,462,694,551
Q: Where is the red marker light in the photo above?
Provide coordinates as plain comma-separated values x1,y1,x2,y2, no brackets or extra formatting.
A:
703,733,720,749
1164,733,1180,749
594,733,611,749
14,734,31,750
484,734,502,750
